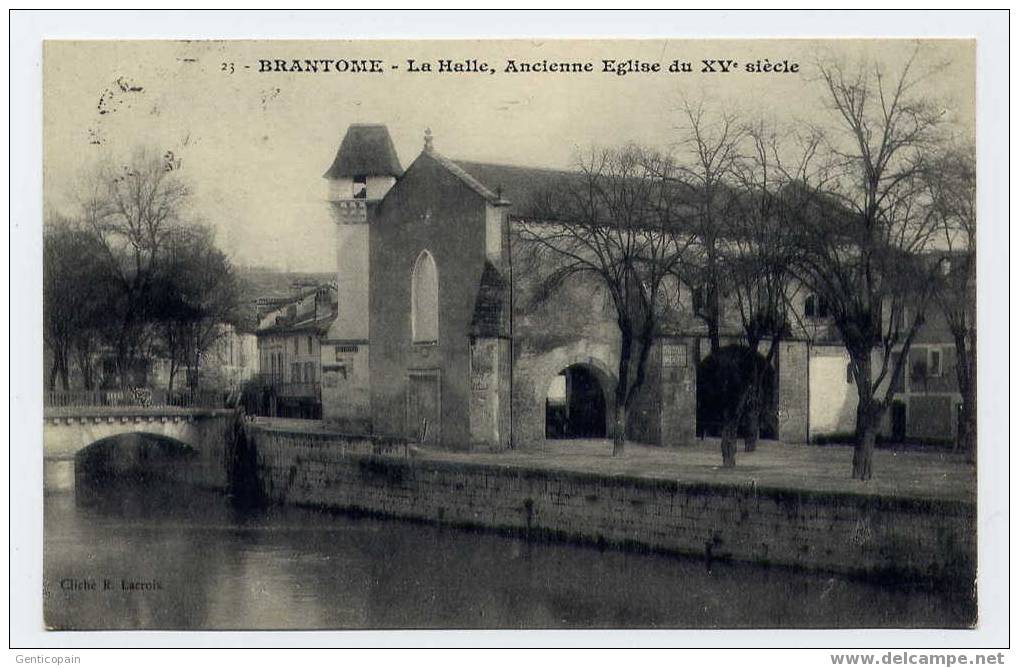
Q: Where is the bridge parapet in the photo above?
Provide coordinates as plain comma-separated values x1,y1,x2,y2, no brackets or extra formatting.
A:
44,406,232,423
44,388,224,411
43,408,235,493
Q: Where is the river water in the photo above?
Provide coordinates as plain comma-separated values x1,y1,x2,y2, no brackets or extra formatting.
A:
44,479,974,630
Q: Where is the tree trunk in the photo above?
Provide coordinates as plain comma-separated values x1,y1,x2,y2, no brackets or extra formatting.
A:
720,420,737,468
849,349,881,480
612,319,634,458
76,344,94,391
743,359,761,453
79,358,91,391
852,419,877,481
57,351,70,391
612,402,626,457
167,360,177,394
957,398,973,455
954,330,976,461
743,403,759,453
960,382,977,463
188,344,201,393
48,355,59,392
118,357,130,390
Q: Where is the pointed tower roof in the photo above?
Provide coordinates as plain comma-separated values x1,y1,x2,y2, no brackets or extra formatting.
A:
323,124,403,179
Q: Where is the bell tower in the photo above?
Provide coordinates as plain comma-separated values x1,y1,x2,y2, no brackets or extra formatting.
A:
320,124,401,431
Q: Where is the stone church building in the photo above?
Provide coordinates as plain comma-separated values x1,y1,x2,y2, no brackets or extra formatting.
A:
318,124,964,450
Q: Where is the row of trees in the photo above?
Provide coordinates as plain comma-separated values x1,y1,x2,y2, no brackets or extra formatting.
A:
44,150,243,394
520,49,975,479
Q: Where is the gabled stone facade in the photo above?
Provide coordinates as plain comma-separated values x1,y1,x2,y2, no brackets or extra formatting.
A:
317,124,965,449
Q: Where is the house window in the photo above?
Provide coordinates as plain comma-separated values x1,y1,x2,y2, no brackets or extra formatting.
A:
304,362,315,384
805,294,829,319
291,363,301,382
352,175,367,199
293,338,299,355
307,336,313,355
928,348,943,377
411,250,439,343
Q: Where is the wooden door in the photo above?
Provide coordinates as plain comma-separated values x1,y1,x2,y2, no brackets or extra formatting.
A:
407,372,441,444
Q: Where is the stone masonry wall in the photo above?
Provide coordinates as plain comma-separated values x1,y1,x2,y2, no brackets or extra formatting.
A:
249,428,975,583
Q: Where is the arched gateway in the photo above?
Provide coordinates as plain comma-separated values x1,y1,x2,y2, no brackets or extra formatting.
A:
545,363,614,439
513,347,619,447
696,345,778,440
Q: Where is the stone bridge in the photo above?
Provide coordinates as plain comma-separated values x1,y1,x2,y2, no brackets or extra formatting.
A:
43,407,235,493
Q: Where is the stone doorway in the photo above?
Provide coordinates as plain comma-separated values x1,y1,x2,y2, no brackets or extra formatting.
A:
696,345,777,439
545,364,609,439
407,370,441,444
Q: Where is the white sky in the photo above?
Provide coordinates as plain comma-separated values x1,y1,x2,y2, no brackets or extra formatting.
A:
43,39,975,272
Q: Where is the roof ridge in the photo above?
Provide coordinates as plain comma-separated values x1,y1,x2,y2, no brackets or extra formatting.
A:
451,157,577,176
422,150,509,205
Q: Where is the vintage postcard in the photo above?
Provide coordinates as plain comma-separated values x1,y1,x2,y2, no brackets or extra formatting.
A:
35,34,985,636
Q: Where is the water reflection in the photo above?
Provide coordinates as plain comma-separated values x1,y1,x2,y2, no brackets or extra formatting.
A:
44,480,975,630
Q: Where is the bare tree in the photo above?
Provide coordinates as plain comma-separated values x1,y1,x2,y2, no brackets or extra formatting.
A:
793,48,946,479
80,149,190,388
139,218,241,395
172,226,241,393
672,101,745,354
654,103,749,466
924,145,976,457
43,216,109,391
519,145,690,456
725,120,810,454
43,220,76,391
45,147,244,403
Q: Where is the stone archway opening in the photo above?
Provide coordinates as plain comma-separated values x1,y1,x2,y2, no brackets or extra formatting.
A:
73,432,198,505
544,364,612,439
696,345,778,440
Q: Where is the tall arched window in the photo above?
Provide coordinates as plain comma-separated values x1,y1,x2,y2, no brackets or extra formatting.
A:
411,250,439,343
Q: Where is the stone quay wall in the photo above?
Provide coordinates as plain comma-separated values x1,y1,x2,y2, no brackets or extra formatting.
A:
247,427,975,584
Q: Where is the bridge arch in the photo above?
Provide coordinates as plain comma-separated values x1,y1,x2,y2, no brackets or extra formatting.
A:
43,409,233,493
74,433,199,496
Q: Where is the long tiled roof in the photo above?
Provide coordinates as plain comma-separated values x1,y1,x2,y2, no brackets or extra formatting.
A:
450,158,582,214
